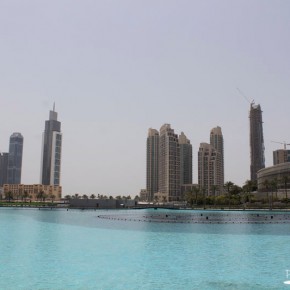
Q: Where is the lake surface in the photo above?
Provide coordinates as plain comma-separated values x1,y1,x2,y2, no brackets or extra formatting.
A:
0,208,290,289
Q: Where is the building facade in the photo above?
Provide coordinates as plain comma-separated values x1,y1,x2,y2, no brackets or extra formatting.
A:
273,149,290,165
198,143,222,196
146,128,159,201
7,132,24,184
40,105,62,185
3,184,62,200
179,132,192,185
158,124,180,201
0,152,9,187
250,103,265,181
210,126,224,186
257,163,290,192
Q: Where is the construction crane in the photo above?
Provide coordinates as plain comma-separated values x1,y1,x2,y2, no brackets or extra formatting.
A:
236,87,254,105
271,141,290,150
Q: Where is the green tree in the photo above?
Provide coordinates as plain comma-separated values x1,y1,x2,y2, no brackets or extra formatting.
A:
50,194,55,203
37,191,44,202
64,195,71,203
193,186,200,206
23,190,29,203
243,180,254,204
211,185,218,207
82,194,88,199
270,178,278,208
6,191,13,202
262,179,271,209
42,193,48,202
185,190,194,207
90,194,96,199
281,175,289,204
224,181,234,208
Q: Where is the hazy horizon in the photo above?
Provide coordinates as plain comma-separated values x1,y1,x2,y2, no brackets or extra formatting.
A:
1,0,290,196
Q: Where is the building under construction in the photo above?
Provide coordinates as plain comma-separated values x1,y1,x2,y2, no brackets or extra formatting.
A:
250,103,265,181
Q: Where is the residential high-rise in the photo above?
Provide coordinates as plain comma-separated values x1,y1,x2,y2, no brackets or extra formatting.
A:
249,103,265,181
273,149,290,165
210,126,224,186
146,128,159,201
198,143,222,196
159,124,180,201
179,132,192,185
7,133,24,184
40,105,62,186
0,152,9,186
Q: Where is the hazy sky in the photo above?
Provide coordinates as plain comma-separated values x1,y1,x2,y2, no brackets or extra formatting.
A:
1,0,290,196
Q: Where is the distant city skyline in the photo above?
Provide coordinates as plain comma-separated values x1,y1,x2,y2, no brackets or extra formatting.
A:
1,1,290,195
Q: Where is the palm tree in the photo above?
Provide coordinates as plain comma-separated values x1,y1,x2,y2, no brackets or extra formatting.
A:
73,193,79,199
42,193,48,202
270,179,278,209
6,191,13,202
23,191,29,203
281,175,289,204
224,181,234,208
50,194,55,203
263,179,270,209
211,185,218,208
192,186,199,206
82,194,88,199
185,190,194,207
90,194,96,199
200,187,206,209
64,195,71,203
37,191,44,202
272,178,278,199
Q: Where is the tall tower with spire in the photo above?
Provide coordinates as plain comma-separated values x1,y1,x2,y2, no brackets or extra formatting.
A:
40,104,62,185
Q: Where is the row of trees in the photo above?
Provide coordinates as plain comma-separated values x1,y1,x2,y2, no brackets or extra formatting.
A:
184,177,290,208
1,190,56,203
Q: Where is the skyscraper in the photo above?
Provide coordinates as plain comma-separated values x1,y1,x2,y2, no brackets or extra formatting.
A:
0,152,9,186
198,143,222,196
7,133,24,184
40,105,62,185
249,103,265,181
210,126,224,186
159,124,180,201
179,132,192,185
146,128,159,201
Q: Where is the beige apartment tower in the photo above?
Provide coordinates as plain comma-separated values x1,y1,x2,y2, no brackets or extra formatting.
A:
210,126,224,186
159,124,181,201
179,132,192,185
146,128,159,201
198,143,222,196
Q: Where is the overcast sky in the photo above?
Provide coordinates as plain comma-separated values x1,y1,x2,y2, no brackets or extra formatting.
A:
1,0,290,196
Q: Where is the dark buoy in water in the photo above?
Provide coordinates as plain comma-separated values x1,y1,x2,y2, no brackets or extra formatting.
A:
154,208,157,210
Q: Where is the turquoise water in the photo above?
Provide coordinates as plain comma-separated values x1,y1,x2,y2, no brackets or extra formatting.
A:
1,208,290,289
